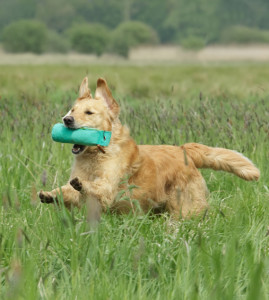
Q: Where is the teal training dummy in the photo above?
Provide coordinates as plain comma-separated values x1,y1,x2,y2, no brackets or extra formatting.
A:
51,123,112,147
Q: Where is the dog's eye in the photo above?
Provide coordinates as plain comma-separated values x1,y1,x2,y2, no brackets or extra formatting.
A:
85,111,94,115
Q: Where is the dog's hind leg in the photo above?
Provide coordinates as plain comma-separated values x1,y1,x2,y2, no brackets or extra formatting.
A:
110,200,134,215
165,178,209,218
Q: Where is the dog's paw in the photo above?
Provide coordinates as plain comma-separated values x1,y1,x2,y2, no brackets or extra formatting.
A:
70,177,83,192
39,191,57,204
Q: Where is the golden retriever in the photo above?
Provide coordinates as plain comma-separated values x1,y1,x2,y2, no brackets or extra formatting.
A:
39,77,260,217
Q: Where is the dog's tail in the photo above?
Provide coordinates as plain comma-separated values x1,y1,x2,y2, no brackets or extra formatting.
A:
182,143,260,181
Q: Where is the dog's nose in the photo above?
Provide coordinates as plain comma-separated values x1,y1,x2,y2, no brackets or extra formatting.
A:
63,116,74,126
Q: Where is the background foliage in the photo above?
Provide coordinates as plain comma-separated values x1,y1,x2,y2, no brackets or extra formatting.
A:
67,23,110,56
1,0,269,55
110,21,159,57
2,20,47,54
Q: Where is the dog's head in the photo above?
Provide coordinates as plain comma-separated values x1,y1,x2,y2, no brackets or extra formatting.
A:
63,77,120,155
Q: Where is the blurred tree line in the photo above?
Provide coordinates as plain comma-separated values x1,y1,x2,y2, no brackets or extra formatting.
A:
1,0,269,55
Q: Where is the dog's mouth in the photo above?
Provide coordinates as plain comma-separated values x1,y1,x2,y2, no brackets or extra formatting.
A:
72,144,86,155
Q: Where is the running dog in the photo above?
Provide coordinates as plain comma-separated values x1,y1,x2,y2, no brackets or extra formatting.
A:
39,77,260,217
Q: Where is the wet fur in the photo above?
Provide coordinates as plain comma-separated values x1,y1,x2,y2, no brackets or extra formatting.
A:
39,77,260,218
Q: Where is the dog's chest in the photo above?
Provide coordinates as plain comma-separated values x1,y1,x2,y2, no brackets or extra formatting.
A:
70,151,120,182
70,156,101,181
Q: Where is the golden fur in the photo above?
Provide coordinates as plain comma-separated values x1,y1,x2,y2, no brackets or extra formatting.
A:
39,77,260,218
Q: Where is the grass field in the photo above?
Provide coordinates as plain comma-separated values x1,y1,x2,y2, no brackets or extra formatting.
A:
0,64,269,299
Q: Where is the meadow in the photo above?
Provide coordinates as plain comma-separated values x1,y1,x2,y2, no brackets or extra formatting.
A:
0,64,269,299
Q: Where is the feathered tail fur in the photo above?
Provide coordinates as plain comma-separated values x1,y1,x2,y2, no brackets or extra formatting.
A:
182,143,260,181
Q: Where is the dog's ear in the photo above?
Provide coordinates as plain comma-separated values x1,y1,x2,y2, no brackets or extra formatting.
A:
95,78,120,117
79,77,92,99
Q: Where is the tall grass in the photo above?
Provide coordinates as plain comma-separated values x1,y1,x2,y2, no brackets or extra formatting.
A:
0,65,268,299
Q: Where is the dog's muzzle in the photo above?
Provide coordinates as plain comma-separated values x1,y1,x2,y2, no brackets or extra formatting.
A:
63,116,74,127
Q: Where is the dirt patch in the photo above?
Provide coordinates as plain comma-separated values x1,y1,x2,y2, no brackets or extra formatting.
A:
129,45,269,63
1,45,269,65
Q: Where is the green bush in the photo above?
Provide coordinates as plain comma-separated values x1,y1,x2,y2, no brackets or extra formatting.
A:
181,36,206,50
67,23,110,56
110,21,159,58
46,30,70,53
2,20,48,54
220,26,269,44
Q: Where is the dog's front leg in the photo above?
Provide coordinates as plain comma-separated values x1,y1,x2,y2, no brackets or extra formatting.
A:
39,184,81,209
70,177,115,211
